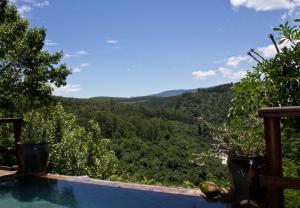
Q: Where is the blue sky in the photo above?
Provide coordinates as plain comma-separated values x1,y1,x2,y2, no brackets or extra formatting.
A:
12,0,300,98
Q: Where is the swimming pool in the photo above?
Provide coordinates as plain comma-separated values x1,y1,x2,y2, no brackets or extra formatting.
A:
0,177,231,208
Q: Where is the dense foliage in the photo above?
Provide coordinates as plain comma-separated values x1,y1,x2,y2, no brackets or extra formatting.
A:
43,105,118,178
0,105,119,179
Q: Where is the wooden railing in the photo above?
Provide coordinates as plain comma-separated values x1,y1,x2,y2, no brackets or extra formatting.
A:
0,118,22,171
257,106,300,208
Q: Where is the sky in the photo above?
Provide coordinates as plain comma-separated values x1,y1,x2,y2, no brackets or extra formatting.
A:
10,0,300,98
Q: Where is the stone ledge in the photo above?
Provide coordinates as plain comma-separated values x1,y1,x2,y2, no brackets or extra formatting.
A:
43,173,204,197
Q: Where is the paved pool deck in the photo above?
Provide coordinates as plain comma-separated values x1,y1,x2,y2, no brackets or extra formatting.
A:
0,169,203,197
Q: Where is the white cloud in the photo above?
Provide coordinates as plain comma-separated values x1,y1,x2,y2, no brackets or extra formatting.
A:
18,5,32,15
226,55,249,68
257,41,292,58
257,44,278,58
230,0,298,11
22,0,49,7
192,70,216,80
53,84,81,95
71,67,81,73
45,39,57,46
71,63,90,73
34,0,49,7
223,42,292,66
75,50,88,55
64,50,88,59
64,53,73,59
106,38,119,44
192,67,246,80
218,67,247,79
16,0,50,16
80,63,90,67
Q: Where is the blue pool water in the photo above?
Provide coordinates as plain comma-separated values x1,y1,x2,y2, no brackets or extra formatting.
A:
0,177,231,208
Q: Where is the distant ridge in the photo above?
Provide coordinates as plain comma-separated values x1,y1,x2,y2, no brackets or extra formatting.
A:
149,89,197,97
149,83,233,97
87,83,233,101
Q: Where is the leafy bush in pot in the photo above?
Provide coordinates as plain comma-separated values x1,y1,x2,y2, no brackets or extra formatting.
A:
22,111,47,144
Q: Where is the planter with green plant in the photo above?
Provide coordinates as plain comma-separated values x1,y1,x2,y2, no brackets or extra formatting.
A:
17,111,49,176
214,115,265,202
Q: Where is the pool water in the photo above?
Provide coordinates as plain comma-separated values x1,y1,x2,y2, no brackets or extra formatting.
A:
0,177,231,208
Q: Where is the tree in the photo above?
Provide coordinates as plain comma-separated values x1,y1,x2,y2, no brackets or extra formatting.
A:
0,0,70,113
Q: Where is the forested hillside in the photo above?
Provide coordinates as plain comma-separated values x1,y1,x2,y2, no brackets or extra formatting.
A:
56,83,233,186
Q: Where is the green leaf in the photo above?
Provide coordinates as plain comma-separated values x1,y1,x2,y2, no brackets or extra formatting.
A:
279,39,286,44
285,21,289,26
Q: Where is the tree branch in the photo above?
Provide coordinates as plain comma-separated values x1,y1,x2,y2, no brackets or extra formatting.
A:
250,49,266,62
268,34,280,53
247,51,262,64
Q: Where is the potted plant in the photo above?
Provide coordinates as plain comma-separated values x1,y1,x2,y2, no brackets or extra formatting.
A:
217,115,265,202
17,111,49,176
198,114,265,202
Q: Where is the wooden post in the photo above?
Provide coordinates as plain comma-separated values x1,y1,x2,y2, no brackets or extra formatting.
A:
13,119,22,172
263,117,284,208
258,106,300,208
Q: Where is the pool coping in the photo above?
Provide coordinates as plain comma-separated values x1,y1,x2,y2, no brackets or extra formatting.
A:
42,173,204,197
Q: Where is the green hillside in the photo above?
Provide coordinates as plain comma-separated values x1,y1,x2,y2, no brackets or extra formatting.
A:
56,83,233,186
